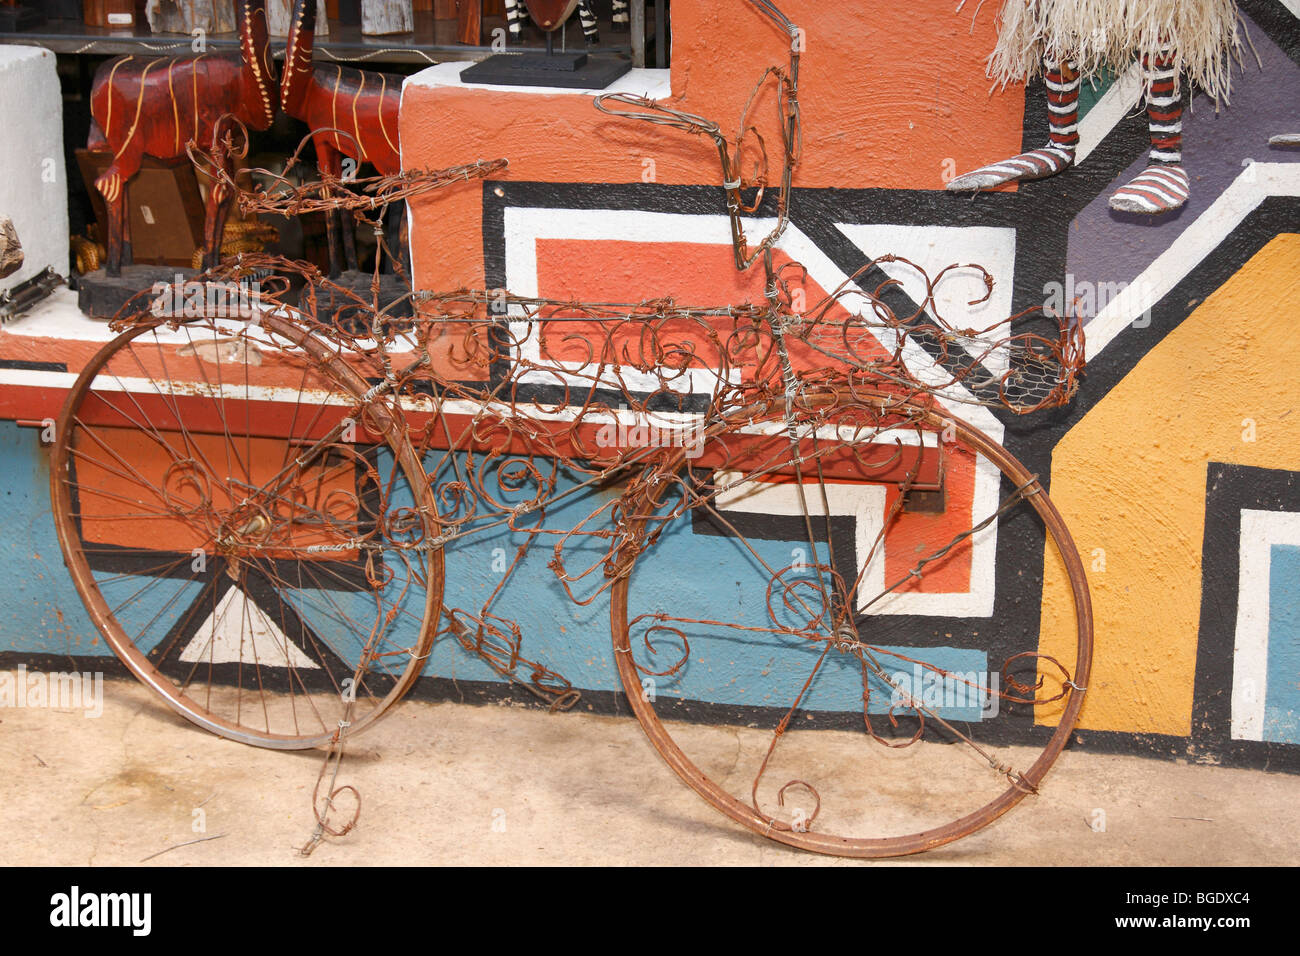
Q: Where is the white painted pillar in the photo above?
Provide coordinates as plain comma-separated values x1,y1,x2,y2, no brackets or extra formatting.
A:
0,46,68,293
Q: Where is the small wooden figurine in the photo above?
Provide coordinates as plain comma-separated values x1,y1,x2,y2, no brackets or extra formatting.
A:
87,0,278,275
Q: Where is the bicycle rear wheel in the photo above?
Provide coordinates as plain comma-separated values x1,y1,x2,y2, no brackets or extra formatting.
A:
50,311,441,749
609,392,1092,856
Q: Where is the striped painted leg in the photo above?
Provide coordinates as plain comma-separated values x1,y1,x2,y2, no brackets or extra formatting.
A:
612,0,630,31
505,0,527,40
577,0,599,44
947,61,1079,191
1109,50,1189,215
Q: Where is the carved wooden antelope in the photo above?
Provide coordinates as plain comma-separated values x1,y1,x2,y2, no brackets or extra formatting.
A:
88,0,277,277
282,0,403,275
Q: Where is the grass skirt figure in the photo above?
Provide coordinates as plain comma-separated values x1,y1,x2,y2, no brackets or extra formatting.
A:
948,0,1246,214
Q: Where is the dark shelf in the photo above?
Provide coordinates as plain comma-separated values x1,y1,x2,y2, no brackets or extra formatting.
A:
0,10,634,66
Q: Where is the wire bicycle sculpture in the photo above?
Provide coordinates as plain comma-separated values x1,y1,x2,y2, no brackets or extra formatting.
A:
49,0,1092,857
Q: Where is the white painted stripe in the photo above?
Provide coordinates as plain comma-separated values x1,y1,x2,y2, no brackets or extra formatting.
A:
1003,157,1044,173
1231,510,1300,740
1141,167,1189,194
1118,181,1181,206
1133,166,1186,186
1123,174,1175,195
713,448,1003,618
1,363,914,450
1024,150,1058,164
1087,163,1300,358
504,207,1002,437
833,221,1016,404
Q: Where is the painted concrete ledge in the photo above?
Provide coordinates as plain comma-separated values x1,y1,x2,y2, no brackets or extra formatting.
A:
403,61,671,99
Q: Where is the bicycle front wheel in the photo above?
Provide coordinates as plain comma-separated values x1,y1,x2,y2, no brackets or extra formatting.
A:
610,392,1092,856
50,311,442,749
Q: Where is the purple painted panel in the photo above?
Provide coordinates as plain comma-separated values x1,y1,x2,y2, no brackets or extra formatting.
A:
1065,13,1300,326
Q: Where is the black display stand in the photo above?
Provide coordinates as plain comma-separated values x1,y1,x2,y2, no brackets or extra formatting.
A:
77,265,194,320
460,31,631,89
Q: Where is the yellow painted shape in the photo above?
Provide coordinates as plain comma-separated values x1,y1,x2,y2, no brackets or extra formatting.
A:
1040,234,1300,736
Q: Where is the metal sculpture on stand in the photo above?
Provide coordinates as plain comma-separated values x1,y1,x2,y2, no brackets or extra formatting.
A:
505,0,630,46
461,0,632,88
82,0,277,318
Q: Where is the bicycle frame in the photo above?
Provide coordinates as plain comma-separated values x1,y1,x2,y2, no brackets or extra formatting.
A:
52,0,1092,857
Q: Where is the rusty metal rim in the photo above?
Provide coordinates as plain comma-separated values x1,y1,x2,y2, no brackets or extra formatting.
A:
609,395,1094,857
49,314,444,751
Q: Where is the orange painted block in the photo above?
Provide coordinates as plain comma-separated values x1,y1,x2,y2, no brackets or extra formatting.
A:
71,426,361,557
400,0,1025,293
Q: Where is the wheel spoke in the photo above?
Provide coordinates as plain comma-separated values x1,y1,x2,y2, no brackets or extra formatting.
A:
612,399,1091,855
51,314,442,749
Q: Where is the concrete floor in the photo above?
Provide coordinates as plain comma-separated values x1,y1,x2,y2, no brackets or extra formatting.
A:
2,671,1298,866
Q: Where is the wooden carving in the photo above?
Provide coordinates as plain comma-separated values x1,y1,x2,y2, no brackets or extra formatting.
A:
455,0,479,44
522,0,577,31
87,0,277,276
282,0,402,274
267,0,327,36
144,0,237,35
361,0,412,35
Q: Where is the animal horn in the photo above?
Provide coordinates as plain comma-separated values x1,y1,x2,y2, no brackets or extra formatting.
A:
239,0,278,128
282,0,316,116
